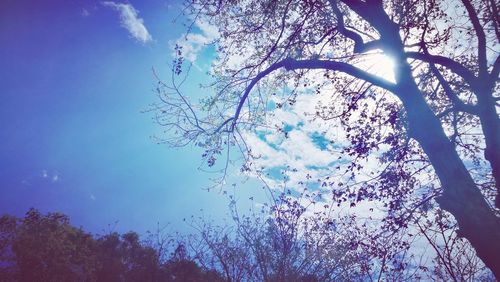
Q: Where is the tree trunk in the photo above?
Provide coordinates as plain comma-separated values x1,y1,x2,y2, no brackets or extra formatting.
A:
404,88,500,278
350,3,500,274
475,84,500,207
393,56,500,278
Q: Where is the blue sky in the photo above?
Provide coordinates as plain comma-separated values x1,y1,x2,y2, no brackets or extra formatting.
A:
0,0,263,234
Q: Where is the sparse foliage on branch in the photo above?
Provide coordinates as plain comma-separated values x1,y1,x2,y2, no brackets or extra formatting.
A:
415,210,495,281
153,0,500,277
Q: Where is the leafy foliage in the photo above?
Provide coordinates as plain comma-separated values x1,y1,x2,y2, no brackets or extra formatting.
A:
0,209,220,282
154,0,500,276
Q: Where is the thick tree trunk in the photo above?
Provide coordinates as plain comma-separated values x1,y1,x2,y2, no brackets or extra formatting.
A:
475,85,500,207
393,57,500,278
351,4,500,275
403,87,500,278
336,0,500,275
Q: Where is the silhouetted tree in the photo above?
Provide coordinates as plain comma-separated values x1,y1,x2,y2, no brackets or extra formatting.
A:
184,195,424,281
0,208,97,282
160,243,225,282
0,209,225,282
155,0,500,276
1,208,493,281
95,231,159,282
416,210,496,281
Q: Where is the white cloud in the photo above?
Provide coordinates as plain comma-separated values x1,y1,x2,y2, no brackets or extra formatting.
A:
52,173,60,182
102,1,152,43
196,19,218,41
40,169,61,182
173,19,218,62
81,8,90,17
239,88,361,200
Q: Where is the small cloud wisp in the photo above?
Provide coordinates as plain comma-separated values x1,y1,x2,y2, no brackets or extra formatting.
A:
102,1,152,43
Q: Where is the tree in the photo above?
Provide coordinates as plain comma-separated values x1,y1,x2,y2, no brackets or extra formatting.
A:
0,214,19,280
95,231,160,282
160,243,225,282
415,210,495,281
0,209,226,282
182,194,424,281
1,208,491,280
0,208,97,282
155,0,500,276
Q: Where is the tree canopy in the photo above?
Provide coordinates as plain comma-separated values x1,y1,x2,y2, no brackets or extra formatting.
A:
2,206,494,281
154,0,500,276
0,208,225,282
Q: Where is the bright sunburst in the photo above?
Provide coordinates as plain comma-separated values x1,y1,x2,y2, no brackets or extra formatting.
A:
362,53,396,83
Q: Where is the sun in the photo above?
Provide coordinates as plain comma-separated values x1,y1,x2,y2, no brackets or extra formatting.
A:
361,53,396,83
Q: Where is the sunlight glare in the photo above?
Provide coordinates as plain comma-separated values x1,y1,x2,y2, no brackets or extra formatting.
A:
363,53,395,83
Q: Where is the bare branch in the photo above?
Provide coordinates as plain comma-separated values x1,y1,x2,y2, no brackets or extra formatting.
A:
460,0,487,75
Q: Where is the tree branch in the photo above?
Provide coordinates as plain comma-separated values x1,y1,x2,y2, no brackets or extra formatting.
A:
225,57,397,131
340,0,395,35
420,45,478,116
491,55,500,81
405,52,480,88
460,0,488,75
329,0,383,53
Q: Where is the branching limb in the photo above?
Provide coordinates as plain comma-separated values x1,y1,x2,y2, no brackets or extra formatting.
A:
223,57,397,132
329,0,383,53
460,0,487,74
405,52,480,89
419,45,478,116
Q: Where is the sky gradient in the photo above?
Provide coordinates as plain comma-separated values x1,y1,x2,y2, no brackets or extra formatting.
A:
0,0,262,234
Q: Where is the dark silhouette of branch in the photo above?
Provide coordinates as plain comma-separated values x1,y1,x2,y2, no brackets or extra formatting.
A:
460,0,487,75
226,57,396,131
405,52,480,89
